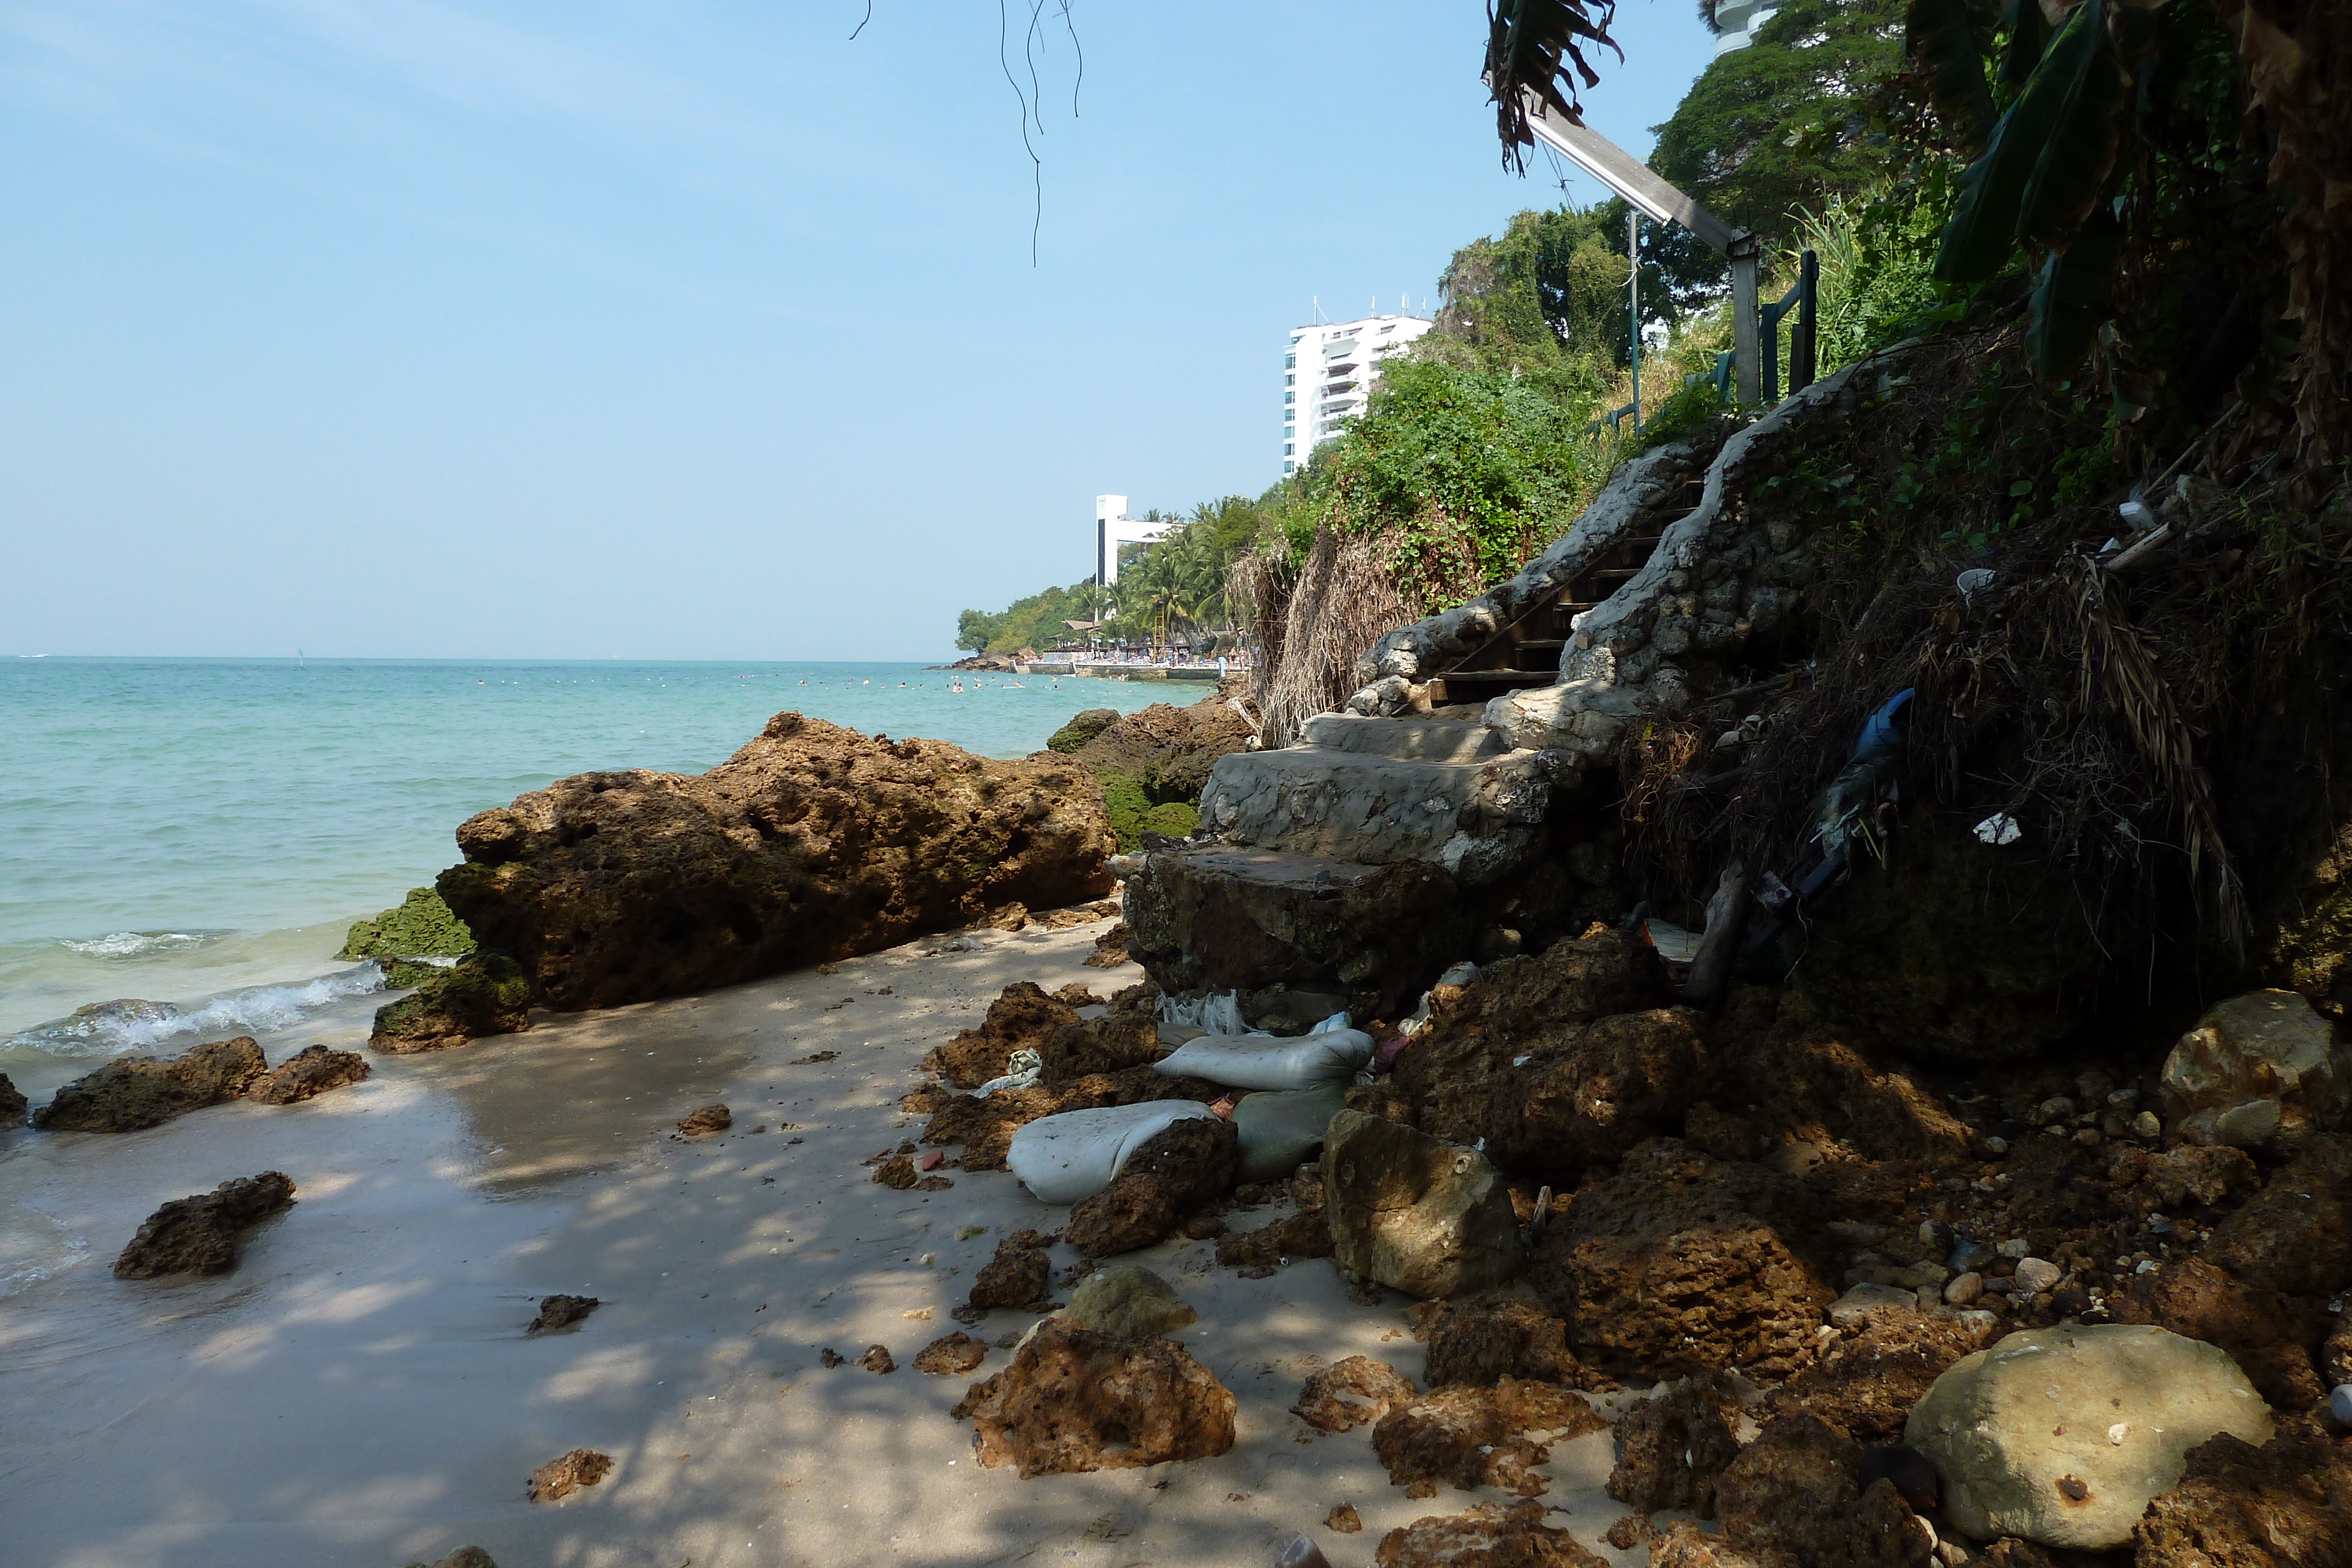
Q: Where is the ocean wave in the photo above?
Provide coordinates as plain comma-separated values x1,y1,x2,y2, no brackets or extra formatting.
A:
58,930,224,959
2,964,387,1059
0,1200,89,1298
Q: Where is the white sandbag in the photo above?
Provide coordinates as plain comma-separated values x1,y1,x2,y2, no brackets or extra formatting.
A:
1156,989,1253,1035
1006,1100,1220,1205
1232,1084,1351,1184
1305,1011,1354,1035
1153,1028,1377,1091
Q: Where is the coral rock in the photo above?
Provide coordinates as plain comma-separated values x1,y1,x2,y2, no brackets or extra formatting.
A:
2200,1134,2352,1298
2113,1258,2328,1409
677,1104,731,1136
1294,1356,1421,1433
858,1343,896,1373
113,1171,295,1278
244,1044,370,1105
2133,1430,2352,1568
437,714,1115,1011
526,1448,612,1502
1531,1138,1833,1379
1372,1499,1609,1567
1480,1007,1712,1180
35,1037,266,1131
927,982,1080,1088
1065,1265,1197,1339
953,1319,1235,1476
1759,1316,1979,1445
966,1229,1056,1312
400,1549,497,1568
1065,1115,1238,1258
1608,1375,1745,1516
1414,1294,1612,1390
914,1332,990,1376
1372,1379,1605,1498
527,1294,600,1334
1216,1208,1337,1269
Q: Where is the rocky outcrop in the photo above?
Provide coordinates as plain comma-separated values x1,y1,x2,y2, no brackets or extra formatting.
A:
401,1549,497,1568
1529,1138,1833,1380
36,1037,265,1131
369,954,531,1052
113,1171,295,1278
0,1072,26,1125
244,1045,370,1105
2133,1430,2352,1568
1477,1007,1710,1181
1068,691,1254,805
526,1448,612,1502
1323,1111,1525,1299
338,885,475,960
1905,1323,2273,1549
1608,1374,1746,1516
2160,989,2347,1149
1064,1117,1238,1257
2113,1258,2330,1409
1712,1413,1933,1568
437,714,1115,1011
1371,1500,1606,1568
1294,1355,1419,1433
952,1319,1237,1476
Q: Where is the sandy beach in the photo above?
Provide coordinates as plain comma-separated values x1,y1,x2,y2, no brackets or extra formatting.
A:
0,913,1644,1568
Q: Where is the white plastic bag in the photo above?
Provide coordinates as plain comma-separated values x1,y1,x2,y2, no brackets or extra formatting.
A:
1153,1028,1377,1091
1155,990,1253,1035
1006,1101,1220,1205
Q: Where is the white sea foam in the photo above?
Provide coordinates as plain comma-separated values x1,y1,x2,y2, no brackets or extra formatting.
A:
59,931,222,959
3,964,387,1059
0,1199,89,1298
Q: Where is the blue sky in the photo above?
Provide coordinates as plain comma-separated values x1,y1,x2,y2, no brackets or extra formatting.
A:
1,2,1716,660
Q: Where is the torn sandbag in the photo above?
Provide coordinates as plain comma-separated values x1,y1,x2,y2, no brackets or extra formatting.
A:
1155,990,1252,1035
1006,1101,1221,1205
1232,1084,1350,1183
1152,1029,1377,1092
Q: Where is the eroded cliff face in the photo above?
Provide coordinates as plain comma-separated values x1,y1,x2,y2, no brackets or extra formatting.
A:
438,712,1115,1010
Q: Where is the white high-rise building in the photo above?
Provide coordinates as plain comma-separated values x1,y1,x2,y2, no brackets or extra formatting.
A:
1095,494,1171,586
1709,0,1780,54
1282,312,1433,474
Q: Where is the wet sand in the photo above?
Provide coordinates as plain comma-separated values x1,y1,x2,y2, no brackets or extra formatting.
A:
0,916,1644,1568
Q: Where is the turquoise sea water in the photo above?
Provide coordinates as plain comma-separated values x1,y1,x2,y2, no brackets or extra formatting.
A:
0,657,1178,1076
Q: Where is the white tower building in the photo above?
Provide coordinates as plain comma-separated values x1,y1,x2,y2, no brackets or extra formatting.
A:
1095,494,1171,586
1282,312,1433,473
1709,0,1780,54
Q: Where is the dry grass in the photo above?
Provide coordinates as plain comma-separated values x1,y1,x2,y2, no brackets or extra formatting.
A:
1239,523,1423,749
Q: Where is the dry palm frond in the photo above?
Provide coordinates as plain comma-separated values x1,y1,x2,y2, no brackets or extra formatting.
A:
1486,0,1622,168
1253,524,1422,748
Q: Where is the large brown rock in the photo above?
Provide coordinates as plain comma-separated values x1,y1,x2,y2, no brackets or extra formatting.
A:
113,1171,296,1278
245,1044,370,1105
1294,1355,1419,1433
0,1072,26,1125
925,982,1078,1088
1713,1413,1932,1568
1479,1007,1712,1181
1068,693,1254,803
2133,1430,2352,1568
952,1319,1235,1476
35,1037,266,1131
1758,1315,1978,1444
1373,1500,1608,1568
1064,1116,1239,1257
1725,1025,1973,1168
369,954,532,1052
966,1229,1056,1312
1392,924,1668,1145
437,714,1115,1011
2113,1258,2330,1409
1413,1295,1612,1390
1324,1110,1526,1300
1530,1138,1833,1380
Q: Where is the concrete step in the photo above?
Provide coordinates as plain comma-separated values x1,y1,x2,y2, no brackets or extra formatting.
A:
1197,740,1552,867
1298,713,1506,762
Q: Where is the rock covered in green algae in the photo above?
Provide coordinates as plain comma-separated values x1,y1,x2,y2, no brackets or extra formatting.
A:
1047,707,1121,753
34,1037,266,1132
337,887,475,961
369,953,530,1054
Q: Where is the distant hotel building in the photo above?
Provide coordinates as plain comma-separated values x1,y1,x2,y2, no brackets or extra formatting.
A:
1095,494,1170,586
1709,0,1779,54
1283,313,1433,473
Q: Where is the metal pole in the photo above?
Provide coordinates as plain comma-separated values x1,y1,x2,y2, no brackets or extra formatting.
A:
1730,235,1761,407
1792,248,1819,394
1629,209,1641,432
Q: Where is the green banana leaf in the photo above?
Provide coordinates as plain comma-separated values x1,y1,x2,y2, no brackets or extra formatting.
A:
1934,0,2119,283
2026,204,2122,376
1998,0,2050,86
1906,0,1996,154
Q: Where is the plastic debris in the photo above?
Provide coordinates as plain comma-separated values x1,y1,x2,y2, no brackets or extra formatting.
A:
975,1048,1043,1097
1956,567,1996,597
1974,813,2024,846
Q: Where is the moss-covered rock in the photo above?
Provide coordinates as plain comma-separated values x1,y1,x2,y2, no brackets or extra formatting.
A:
339,887,475,961
1047,708,1121,754
1140,800,1198,840
378,957,444,989
34,1037,267,1132
370,954,531,1054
